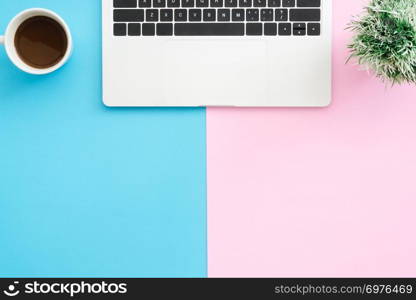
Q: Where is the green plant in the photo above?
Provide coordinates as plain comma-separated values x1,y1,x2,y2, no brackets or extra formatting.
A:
348,0,416,84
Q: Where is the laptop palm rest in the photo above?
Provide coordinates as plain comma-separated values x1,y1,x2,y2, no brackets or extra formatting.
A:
163,40,268,106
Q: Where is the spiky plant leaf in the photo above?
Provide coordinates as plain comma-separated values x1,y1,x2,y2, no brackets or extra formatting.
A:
348,0,416,84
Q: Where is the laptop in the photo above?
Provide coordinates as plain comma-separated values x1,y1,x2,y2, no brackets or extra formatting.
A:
102,0,331,107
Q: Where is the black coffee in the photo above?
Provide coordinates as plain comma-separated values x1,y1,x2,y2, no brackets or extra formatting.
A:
15,16,68,69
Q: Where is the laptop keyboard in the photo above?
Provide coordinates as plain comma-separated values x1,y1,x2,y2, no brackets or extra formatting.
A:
113,0,321,36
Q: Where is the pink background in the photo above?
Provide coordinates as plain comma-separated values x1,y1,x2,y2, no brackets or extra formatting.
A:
207,0,416,277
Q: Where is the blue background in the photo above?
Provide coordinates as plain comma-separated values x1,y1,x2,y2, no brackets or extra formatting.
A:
0,0,206,277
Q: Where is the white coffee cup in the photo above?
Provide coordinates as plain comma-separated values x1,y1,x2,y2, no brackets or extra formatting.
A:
0,8,72,75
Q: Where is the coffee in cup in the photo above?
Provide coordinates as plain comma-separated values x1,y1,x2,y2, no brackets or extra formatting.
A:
0,8,72,75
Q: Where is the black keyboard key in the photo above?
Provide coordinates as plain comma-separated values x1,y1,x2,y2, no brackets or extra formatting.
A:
282,0,294,6
146,9,159,21
211,0,223,7
153,0,166,6
196,0,209,6
175,9,187,21
297,0,320,7
268,0,280,7
218,9,230,21
182,0,194,7
278,22,291,35
157,23,173,35
246,9,259,21
261,9,273,21
290,9,320,21
128,23,141,35
264,22,277,35
232,9,244,21
246,23,262,35
239,0,251,7
275,8,288,21
114,9,144,22
253,0,266,7
225,0,237,7
167,0,180,6
189,9,202,21
175,23,244,36
203,9,216,21
152,0,165,6
160,9,173,21
307,22,320,35
114,0,137,7
139,0,151,7
114,23,127,36
293,22,306,35
142,23,155,35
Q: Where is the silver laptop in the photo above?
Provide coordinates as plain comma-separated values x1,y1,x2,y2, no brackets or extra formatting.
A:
102,0,331,107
